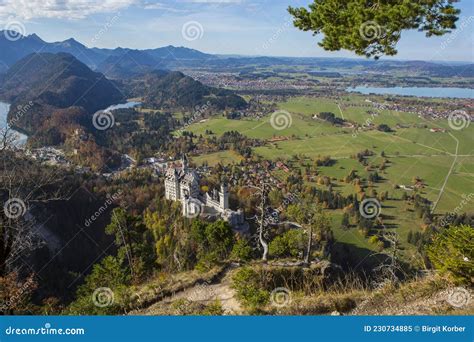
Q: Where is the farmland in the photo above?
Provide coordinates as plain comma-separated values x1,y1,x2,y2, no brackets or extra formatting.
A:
184,94,473,263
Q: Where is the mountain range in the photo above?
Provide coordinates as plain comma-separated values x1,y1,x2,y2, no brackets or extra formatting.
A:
1,31,473,78
0,30,215,75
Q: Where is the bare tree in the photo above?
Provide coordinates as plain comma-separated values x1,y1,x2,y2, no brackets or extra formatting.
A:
372,229,405,285
0,127,18,152
244,182,272,261
0,133,71,276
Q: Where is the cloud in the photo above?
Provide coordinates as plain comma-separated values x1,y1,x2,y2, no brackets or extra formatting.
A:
181,0,242,2
0,0,136,20
141,1,190,13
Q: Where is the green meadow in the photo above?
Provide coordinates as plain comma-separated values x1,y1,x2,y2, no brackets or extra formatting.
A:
192,150,243,166
185,96,473,212
184,95,473,262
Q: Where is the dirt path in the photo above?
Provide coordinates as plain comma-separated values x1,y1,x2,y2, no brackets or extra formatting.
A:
136,265,242,315
351,286,473,315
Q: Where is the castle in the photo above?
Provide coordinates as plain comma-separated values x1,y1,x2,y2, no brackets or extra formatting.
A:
164,156,247,231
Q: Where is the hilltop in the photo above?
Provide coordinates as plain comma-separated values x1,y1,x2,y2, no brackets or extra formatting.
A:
0,52,123,134
132,70,248,110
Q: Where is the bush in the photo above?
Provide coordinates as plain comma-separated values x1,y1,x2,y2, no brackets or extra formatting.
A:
191,220,236,270
230,238,253,262
368,235,379,244
232,268,269,312
202,300,224,315
66,256,131,315
269,229,306,258
427,225,473,284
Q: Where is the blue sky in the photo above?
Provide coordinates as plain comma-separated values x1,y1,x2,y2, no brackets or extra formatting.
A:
0,0,473,61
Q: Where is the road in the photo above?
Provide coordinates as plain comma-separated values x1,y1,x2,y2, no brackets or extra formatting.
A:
431,132,459,212
337,103,345,120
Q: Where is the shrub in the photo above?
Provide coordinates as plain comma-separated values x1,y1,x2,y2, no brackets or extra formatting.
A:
269,229,306,258
66,256,131,315
230,238,253,262
427,225,473,284
368,235,379,244
202,300,224,315
232,268,269,312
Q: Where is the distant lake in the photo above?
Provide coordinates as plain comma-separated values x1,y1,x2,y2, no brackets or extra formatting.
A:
0,101,27,145
103,101,141,111
347,86,474,99
0,101,141,147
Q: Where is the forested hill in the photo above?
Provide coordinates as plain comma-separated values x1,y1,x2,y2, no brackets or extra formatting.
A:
0,52,123,134
132,70,248,110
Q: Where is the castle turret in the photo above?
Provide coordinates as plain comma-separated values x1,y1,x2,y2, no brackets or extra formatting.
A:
219,183,229,210
165,167,180,201
181,153,189,171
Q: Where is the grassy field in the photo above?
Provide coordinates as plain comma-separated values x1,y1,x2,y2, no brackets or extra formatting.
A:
185,96,473,211
183,95,473,266
192,150,243,166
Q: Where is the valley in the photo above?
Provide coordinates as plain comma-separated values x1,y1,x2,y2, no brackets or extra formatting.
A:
0,30,472,317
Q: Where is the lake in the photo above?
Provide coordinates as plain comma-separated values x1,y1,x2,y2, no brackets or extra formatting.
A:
103,101,141,111
0,101,28,145
0,101,141,146
346,86,474,99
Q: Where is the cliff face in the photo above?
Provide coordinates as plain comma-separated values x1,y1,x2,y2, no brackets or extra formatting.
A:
27,187,117,301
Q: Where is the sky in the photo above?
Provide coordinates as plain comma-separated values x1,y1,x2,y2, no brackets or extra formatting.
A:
0,0,473,62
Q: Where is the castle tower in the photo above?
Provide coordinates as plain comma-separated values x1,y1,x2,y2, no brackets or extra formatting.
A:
219,183,229,210
182,196,190,217
165,167,180,201
181,153,189,171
